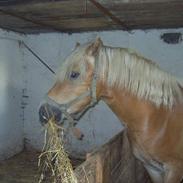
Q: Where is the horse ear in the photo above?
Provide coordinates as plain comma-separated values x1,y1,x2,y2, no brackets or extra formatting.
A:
86,37,103,56
75,42,80,49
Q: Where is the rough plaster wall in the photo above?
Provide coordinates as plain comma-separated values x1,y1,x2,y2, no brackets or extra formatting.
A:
24,28,183,156
0,29,25,160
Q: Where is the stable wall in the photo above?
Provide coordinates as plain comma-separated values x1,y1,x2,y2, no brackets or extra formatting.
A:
23,28,183,156
0,27,182,160
0,29,25,160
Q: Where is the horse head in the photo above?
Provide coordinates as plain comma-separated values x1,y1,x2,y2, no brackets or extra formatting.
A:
39,38,103,125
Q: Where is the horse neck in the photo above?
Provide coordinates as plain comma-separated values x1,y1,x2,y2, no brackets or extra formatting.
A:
101,85,161,133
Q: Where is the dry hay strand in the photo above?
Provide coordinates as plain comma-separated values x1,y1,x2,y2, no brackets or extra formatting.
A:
38,118,78,183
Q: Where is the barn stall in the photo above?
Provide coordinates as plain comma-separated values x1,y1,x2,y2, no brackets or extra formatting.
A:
0,0,183,182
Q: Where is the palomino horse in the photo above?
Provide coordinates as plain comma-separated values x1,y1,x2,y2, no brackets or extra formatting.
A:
39,38,183,183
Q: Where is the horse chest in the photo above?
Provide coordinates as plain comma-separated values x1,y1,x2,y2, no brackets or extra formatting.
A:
132,143,164,173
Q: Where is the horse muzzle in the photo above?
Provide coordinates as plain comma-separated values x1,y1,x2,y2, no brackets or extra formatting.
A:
39,103,62,125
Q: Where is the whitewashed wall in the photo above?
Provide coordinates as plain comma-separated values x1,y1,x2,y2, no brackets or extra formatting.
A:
0,27,182,160
0,29,25,160
23,28,183,156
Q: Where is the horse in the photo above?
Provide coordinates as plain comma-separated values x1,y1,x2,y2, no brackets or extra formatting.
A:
39,38,183,183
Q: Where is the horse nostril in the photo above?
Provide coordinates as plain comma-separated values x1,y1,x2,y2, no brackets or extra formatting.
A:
39,103,62,125
39,104,49,124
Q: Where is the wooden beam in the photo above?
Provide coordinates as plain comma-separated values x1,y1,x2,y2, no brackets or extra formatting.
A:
0,0,182,34
89,0,129,30
0,9,69,33
0,0,64,6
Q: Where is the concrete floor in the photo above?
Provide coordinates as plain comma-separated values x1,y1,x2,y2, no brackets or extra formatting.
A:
0,150,83,183
0,150,42,183
0,150,53,183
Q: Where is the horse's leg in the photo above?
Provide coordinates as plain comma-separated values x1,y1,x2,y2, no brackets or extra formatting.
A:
145,165,163,183
163,165,183,183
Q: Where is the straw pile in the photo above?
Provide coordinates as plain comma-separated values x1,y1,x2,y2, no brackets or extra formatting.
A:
38,118,78,183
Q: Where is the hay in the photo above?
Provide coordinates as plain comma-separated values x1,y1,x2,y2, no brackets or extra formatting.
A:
38,118,78,183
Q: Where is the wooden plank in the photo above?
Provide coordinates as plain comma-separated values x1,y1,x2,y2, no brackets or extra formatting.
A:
3,0,182,20
98,0,181,3
0,9,70,32
89,0,128,30
0,0,106,33
0,0,32,6
0,1,99,16
42,17,113,28
75,130,151,183
96,154,104,183
0,0,182,33
0,0,180,7
74,155,97,182
106,1,183,13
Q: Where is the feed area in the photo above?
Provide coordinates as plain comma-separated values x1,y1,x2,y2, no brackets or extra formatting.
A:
0,131,150,183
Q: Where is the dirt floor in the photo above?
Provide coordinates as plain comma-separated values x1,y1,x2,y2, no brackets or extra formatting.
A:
0,150,84,183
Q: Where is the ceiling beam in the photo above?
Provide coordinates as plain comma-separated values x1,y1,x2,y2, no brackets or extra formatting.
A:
0,0,29,6
89,0,129,30
0,0,66,6
0,8,69,33
0,0,182,34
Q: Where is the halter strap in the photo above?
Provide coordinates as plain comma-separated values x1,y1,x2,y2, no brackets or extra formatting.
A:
91,59,98,105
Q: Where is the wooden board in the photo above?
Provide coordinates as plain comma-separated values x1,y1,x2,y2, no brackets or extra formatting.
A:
0,0,182,33
74,130,151,183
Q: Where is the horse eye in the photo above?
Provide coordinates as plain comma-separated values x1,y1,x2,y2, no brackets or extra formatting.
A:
70,71,80,79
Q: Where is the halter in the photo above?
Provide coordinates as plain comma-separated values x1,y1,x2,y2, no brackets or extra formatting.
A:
45,55,99,128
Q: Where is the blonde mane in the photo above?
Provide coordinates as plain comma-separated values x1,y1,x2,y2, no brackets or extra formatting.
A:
58,43,183,108
97,46,183,108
